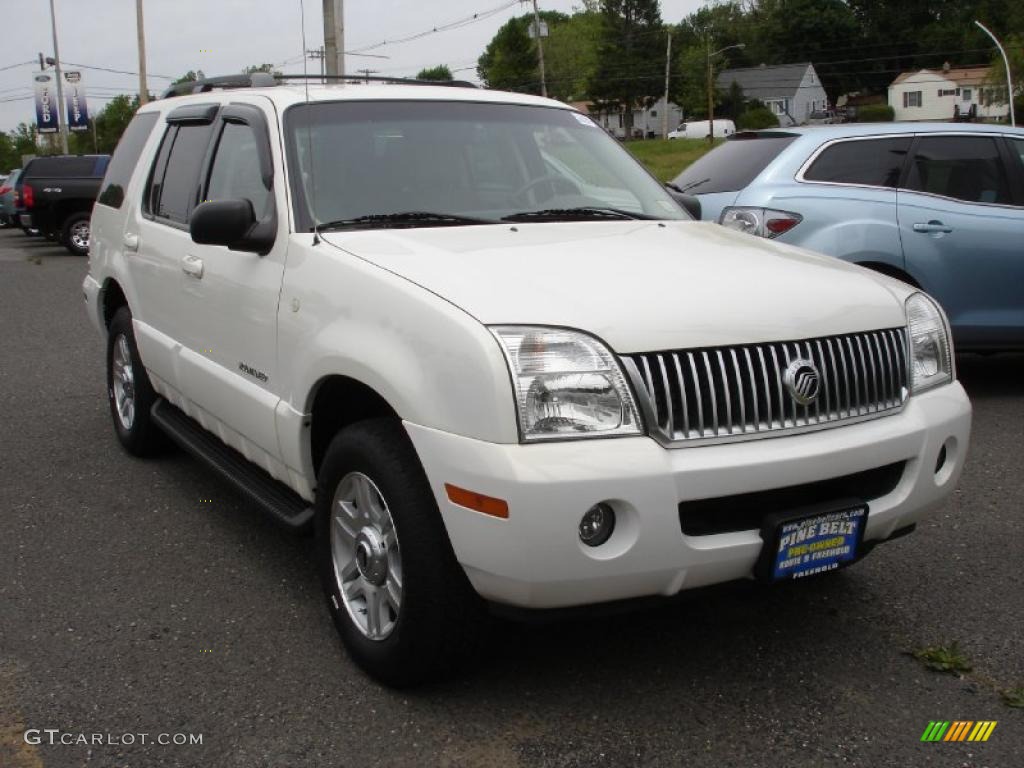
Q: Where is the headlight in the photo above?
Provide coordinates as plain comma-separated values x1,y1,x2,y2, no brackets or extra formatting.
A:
490,326,642,442
906,292,953,393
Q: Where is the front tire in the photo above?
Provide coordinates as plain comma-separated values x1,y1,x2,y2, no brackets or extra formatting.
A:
62,212,90,256
316,419,483,687
106,307,167,456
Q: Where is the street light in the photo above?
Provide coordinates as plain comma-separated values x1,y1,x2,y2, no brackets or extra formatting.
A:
707,42,744,143
975,20,1015,127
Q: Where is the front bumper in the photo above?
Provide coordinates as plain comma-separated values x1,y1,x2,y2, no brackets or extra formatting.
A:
406,382,971,609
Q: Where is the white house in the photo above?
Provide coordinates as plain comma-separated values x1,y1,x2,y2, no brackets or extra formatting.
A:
573,97,684,139
888,66,1009,122
716,63,829,126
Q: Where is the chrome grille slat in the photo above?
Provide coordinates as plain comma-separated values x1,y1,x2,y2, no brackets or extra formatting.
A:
626,328,908,445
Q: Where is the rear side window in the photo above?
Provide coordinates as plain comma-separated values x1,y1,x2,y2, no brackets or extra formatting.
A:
671,134,797,194
25,156,99,178
97,112,158,209
905,135,1011,205
145,122,215,225
803,137,911,188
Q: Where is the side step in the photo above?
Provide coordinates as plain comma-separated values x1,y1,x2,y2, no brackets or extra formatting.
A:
151,399,315,532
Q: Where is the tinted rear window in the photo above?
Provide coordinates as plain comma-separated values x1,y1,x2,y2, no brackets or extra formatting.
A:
671,134,797,194
97,112,159,209
803,137,911,188
146,122,215,225
905,135,1012,205
25,156,105,178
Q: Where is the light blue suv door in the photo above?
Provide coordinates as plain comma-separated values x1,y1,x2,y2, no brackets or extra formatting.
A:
897,133,1024,349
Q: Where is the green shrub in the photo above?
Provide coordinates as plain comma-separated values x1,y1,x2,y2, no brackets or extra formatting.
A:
737,107,780,130
854,104,895,122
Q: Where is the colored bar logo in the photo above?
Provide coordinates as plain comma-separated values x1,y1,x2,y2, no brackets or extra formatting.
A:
921,721,997,742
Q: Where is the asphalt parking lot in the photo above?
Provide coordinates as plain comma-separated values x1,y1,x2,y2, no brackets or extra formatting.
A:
0,226,1020,768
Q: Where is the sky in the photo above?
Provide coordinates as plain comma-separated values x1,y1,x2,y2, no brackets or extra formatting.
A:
0,0,705,134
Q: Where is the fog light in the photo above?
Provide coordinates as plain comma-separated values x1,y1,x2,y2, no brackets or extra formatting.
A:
579,503,615,547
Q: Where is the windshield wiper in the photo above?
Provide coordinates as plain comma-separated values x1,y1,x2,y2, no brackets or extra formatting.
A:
501,206,654,222
673,177,710,193
317,211,497,231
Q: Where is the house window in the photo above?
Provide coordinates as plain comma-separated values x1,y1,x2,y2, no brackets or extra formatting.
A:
962,88,972,101
650,110,657,117
765,99,789,116
938,89,958,97
903,91,922,108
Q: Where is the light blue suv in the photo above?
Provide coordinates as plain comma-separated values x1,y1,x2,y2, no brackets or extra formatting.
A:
672,123,1024,350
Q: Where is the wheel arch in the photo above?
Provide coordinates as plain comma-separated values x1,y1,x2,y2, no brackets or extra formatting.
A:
306,374,401,480
100,277,129,330
855,260,922,289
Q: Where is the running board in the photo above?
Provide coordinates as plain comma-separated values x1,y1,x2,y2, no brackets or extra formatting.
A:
151,399,315,531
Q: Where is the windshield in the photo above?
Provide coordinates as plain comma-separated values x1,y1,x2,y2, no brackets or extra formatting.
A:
284,100,687,231
672,133,797,195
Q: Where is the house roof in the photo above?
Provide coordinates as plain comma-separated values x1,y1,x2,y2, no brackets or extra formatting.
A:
716,63,815,99
890,66,991,87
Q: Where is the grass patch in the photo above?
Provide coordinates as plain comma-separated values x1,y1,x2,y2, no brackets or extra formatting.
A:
624,138,722,182
1000,687,1024,708
911,642,972,675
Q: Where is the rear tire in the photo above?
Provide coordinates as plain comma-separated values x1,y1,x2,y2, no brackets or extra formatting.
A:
62,212,90,256
316,419,483,687
106,307,168,456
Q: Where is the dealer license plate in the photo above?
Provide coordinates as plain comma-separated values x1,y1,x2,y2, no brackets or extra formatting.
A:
756,501,868,582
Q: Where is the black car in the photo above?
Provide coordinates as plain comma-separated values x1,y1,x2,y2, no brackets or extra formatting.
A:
19,154,110,255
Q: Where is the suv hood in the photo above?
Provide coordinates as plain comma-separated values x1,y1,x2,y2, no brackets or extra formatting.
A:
321,221,909,353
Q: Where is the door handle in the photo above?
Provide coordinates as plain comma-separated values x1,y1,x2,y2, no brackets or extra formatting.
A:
181,254,204,279
912,220,953,234
122,232,139,252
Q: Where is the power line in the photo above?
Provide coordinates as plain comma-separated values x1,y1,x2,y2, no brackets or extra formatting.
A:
347,0,520,54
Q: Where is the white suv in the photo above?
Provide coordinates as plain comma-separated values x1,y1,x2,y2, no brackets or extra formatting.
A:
84,75,971,686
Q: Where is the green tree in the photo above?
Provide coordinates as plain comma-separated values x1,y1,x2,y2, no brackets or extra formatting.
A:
544,9,603,101
589,0,666,137
244,63,282,76
416,65,454,81
173,70,205,85
477,11,568,93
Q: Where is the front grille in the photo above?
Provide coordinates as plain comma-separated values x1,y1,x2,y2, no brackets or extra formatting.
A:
678,461,906,536
623,328,909,445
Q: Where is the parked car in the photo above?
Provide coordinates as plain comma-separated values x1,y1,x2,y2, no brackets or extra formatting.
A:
668,119,736,140
671,124,1024,350
19,154,110,255
11,170,39,236
85,76,969,686
0,169,20,227
805,110,835,125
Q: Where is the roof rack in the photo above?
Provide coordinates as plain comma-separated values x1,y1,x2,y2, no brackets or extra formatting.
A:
160,72,476,99
274,74,478,89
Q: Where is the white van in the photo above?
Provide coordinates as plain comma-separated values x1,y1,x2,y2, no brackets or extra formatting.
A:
668,119,736,140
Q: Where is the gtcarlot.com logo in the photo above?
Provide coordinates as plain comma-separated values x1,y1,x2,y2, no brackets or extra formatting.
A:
920,721,997,742
24,729,203,746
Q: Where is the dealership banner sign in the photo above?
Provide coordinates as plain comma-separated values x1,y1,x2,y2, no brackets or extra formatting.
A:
63,70,90,132
33,71,59,133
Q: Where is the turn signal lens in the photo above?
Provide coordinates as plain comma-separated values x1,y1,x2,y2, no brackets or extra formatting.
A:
445,484,509,519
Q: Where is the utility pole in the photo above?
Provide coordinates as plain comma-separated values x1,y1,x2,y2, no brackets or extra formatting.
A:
662,32,672,139
323,0,345,78
529,0,547,97
706,37,714,144
975,20,1016,127
136,0,148,104
357,68,379,83
47,0,69,154
307,46,326,83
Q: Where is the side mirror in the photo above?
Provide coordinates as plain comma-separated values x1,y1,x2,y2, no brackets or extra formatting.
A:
665,185,702,220
190,199,274,254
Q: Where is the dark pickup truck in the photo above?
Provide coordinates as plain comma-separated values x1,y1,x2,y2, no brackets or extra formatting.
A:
19,154,110,255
